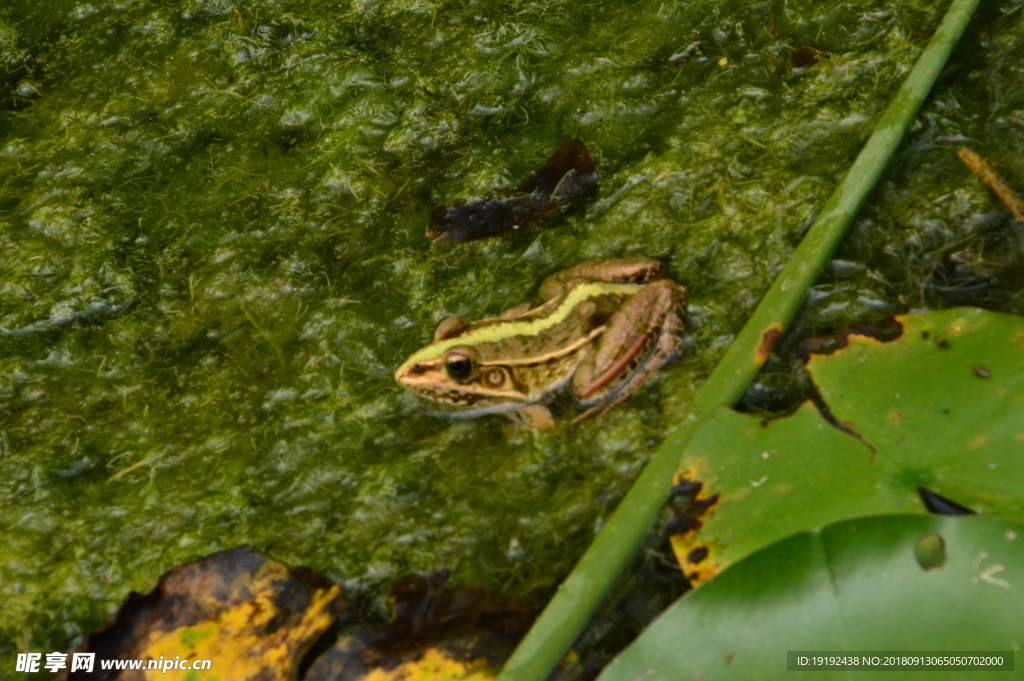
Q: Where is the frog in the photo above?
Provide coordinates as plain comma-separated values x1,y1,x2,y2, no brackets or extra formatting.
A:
394,258,686,428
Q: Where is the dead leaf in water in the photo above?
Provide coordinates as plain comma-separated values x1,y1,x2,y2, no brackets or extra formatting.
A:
427,140,598,243
62,546,345,681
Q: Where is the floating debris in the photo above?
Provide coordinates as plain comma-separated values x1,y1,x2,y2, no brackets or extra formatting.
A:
790,46,828,72
957,146,1024,223
427,139,599,243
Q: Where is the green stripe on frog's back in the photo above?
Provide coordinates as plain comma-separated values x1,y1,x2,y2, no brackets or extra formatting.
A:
403,281,646,367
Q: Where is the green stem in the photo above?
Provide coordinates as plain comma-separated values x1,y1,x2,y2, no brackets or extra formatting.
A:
496,0,982,678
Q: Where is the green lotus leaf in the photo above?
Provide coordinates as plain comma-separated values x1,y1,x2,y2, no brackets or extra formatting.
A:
602,515,1024,681
670,307,1024,583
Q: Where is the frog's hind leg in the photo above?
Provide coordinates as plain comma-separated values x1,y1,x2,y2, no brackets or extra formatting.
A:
570,331,682,425
539,257,666,300
570,280,686,423
499,302,533,319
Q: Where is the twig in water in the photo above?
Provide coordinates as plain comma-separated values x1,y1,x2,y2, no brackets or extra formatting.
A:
957,147,1024,222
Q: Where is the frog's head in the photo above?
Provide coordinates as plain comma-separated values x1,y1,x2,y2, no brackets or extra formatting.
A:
394,315,525,413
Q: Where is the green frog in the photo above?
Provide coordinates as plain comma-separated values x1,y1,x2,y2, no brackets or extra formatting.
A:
394,258,686,428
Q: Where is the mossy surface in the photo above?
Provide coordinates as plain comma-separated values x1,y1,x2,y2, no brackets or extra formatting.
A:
1,0,1022,667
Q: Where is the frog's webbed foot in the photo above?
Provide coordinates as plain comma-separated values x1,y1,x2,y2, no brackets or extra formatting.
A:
571,280,686,418
538,257,666,300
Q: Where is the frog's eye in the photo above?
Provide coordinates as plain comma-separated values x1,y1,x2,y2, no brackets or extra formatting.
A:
444,351,475,381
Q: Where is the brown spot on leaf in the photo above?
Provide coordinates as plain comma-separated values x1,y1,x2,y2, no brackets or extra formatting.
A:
667,472,722,586
935,336,949,348
755,324,783,363
670,477,703,497
972,364,991,378
687,546,709,564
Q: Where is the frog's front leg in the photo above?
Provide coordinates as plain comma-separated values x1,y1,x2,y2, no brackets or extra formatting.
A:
571,280,686,417
508,403,556,430
539,257,666,300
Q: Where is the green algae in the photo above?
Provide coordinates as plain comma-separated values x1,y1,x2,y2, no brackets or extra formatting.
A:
1,0,1023,668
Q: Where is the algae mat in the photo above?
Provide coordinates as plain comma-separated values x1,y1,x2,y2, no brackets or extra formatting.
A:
2,0,1023,665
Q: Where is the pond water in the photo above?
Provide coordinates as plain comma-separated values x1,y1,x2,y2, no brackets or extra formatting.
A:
1,0,1023,668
